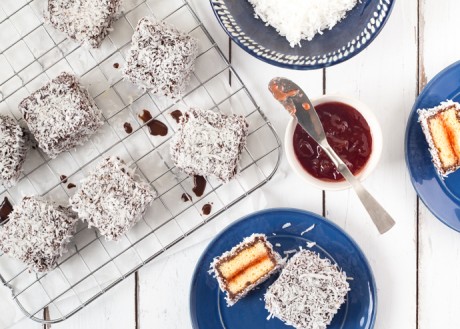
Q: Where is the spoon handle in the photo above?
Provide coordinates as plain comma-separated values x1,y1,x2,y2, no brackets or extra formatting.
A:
320,141,396,234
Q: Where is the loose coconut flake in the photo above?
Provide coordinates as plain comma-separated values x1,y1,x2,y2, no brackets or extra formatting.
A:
265,250,350,329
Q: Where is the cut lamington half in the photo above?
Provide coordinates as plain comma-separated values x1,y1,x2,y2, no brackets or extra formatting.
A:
0,196,78,272
170,109,248,183
123,17,198,99
0,115,28,188
210,234,283,306
265,250,350,329
47,0,122,48
418,100,460,176
70,156,156,241
19,72,104,158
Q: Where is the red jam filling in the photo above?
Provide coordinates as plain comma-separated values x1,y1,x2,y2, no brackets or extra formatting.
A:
293,102,372,181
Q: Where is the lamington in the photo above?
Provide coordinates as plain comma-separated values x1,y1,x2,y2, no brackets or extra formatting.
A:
47,0,122,48
0,196,78,272
418,100,460,176
210,234,283,306
0,115,28,188
19,72,104,158
265,250,350,329
70,156,155,241
170,109,248,183
123,17,198,99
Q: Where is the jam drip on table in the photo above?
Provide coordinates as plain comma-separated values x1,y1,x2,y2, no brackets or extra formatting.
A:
293,102,372,181
138,109,168,136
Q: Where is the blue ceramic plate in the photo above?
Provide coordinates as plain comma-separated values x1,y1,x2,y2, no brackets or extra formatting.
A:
210,0,395,70
405,61,460,232
189,208,376,329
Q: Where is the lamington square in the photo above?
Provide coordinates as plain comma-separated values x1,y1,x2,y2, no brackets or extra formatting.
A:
0,196,78,272
123,17,198,99
170,109,248,182
70,156,156,241
210,234,283,306
418,100,460,176
47,0,122,48
0,115,28,188
265,250,350,329
19,72,104,158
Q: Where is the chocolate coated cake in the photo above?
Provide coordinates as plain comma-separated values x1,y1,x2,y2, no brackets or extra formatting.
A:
19,72,104,158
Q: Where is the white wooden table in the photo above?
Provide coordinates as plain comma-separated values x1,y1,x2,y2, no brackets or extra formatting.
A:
1,0,459,328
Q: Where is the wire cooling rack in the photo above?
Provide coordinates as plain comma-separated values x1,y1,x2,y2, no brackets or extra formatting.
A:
0,0,281,324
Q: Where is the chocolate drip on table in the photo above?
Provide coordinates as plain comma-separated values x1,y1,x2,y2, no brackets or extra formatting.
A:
138,109,168,136
170,110,183,123
0,197,13,225
113,63,120,69
181,193,192,202
202,203,212,215
67,183,76,189
192,175,206,197
123,122,133,134
60,175,68,183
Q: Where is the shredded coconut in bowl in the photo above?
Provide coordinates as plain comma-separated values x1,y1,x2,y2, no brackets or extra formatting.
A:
248,0,359,47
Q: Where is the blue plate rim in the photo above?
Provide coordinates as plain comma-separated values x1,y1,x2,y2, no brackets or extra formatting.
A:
189,207,378,329
209,0,396,70
404,60,460,232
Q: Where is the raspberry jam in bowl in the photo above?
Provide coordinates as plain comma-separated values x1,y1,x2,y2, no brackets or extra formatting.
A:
285,95,383,191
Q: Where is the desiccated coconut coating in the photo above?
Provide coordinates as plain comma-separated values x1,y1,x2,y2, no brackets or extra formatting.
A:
0,115,28,188
70,156,156,241
170,109,248,183
0,196,78,272
19,72,104,158
265,250,350,329
47,0,122,48
123,17,198,99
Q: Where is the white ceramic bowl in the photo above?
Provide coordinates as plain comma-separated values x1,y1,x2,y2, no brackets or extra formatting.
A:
284,95,383,191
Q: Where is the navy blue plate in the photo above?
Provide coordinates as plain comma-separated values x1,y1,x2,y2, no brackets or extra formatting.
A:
189,208,376,329
210,0,395,70
405,61,460,232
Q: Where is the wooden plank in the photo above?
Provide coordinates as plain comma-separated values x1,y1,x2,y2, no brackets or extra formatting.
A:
325,0,418,328
418,0,460,328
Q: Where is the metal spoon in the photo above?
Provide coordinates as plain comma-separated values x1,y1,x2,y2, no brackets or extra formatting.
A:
269,77,395,234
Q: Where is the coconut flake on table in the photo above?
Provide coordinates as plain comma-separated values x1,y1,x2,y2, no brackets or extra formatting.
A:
248,0,359,47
